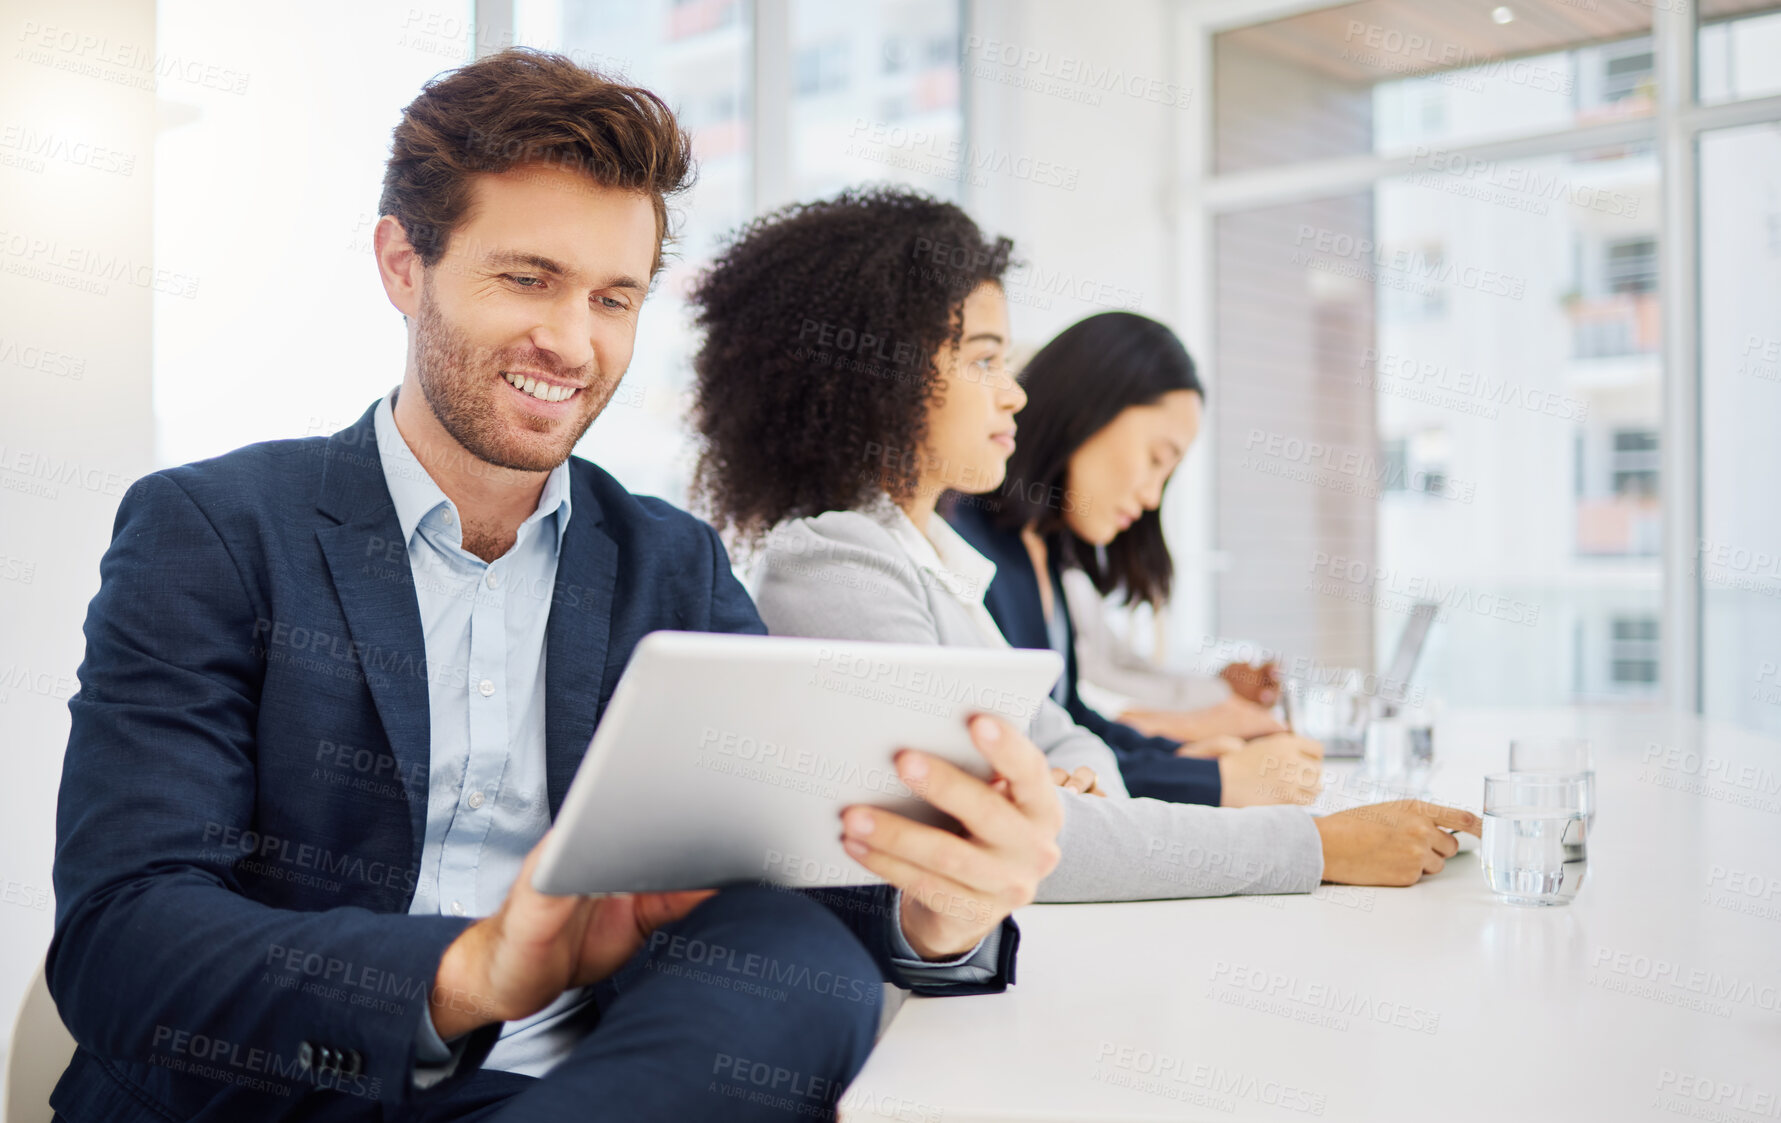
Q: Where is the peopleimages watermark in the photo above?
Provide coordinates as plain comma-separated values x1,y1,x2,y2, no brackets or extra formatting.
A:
201,822,418,895
1292,225,1527,302
1756,662,1781,711
0,442,136,503
1652,1068,1781,1121
0,228,201,298
758,851,993,928
909,236,1143,312
14,20,252,94
392,8,627,72
1206,961,1441,1035
1241,428,1479,505
709,1053,842,1117
1142,837,1308,894
694,725,909,801
1340,21,1572,95
313,737,426,803
1094,1041,1328,1115
0,875,50,912
1188,633,1428,710
1405,146,1640,219
788,318,925,384
1242,883,1379,914
1361,349,1589,422
845,117,1080,191
1588,945,1781,1018
1306,552,1541,627
263,942,493,1021
709,1055,945,1122
0,664,78,703
150,1024,379,1099
811,646,1039,722
961,34,1192,109
1741,334,1780,383
1703,864,1781,924
1638,741,1781,815
645,931,881,1006
1694,538,1781,599
0,122,137,176
0,334,84,379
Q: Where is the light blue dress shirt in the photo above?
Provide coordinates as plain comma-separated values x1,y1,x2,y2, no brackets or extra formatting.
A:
373,392,999,1086
375,395,595,1081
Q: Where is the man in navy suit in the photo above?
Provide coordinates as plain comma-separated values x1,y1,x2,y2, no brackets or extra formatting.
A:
48,49,1062,1122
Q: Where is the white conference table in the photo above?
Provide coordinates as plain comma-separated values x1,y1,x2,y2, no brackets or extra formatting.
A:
840,707,1781,1122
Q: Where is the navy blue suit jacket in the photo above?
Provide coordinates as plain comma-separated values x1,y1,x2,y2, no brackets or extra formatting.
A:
944,501,1221,807
50,403,1017,1122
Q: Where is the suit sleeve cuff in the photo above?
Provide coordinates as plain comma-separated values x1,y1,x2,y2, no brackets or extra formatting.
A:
882,889,1003,987
412,1003,470,1089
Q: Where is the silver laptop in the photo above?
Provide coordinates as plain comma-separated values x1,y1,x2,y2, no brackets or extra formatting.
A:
1286,602,1438,758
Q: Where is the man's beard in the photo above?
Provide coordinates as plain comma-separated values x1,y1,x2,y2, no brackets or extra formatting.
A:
411,280,609,472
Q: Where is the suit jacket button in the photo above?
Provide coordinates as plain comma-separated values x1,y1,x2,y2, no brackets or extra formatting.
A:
297,1041,314,1070
345,1048,364,1076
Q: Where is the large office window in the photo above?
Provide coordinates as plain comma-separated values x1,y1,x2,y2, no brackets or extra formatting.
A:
788,0,962,202
1214,7,1657,176
511,0,752,503
506,0,960,505
151,0,967,507
1209,3,1670,707
1700,7,1781,104
1700,122,1781,735
1206,0,1781,716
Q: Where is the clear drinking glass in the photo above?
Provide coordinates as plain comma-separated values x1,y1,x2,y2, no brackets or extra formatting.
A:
1402,706,1435,777
1363,709,1437,791
1363,717,1407,779
1482,773,1589,906
1282,672,1368,758
1508,737,1596,829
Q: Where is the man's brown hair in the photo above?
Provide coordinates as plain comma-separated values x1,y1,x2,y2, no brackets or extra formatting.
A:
379,47,694,276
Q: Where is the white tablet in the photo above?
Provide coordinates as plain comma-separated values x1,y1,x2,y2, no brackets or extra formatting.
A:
531,631,1064,895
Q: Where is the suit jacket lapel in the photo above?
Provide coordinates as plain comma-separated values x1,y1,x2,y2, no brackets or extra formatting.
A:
544,465,618,821
315,405,434,875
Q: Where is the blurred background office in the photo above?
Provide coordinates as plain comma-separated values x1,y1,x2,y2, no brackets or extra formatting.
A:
2,0,1778,1090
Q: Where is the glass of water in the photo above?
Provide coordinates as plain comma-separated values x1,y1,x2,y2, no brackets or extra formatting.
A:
1508,737,1595,829
1282,672,1368,757
1482,773,1589,906
1363,708,1436,790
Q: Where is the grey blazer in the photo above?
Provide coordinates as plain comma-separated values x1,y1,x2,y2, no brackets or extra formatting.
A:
750,507,1324,902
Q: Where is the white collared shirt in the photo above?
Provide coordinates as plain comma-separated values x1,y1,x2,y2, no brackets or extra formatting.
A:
860,493,1010,651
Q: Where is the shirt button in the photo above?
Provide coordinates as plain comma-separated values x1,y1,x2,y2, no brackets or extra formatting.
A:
450,900,466,916
478,679,495,697
467,791,485,809
442,509,455,524
485,570,499,589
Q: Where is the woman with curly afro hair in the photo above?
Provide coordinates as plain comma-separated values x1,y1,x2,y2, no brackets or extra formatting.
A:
688,186,1475,900
690,187,1014,547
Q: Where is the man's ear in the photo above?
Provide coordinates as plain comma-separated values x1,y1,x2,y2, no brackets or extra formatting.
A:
374,215,423,318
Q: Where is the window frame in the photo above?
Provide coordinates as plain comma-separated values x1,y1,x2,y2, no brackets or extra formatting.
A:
1181,0,1781,714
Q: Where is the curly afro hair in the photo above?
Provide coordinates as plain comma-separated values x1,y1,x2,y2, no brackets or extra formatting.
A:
689,186,1013,547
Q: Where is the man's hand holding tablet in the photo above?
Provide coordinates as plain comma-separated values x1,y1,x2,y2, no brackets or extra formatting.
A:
430,709,1063,1037
840,713,1064,959
430,842,716,1039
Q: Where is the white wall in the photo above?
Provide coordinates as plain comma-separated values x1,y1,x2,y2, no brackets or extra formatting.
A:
0,0,158,1088
0,0,470,1094
963,0,1217,662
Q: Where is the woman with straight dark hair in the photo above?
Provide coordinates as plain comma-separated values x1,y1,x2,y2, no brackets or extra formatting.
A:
687,185,1478,901
945,312,1322,808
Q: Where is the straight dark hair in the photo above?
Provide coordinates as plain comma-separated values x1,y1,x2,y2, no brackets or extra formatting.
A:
969,311,1203,607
